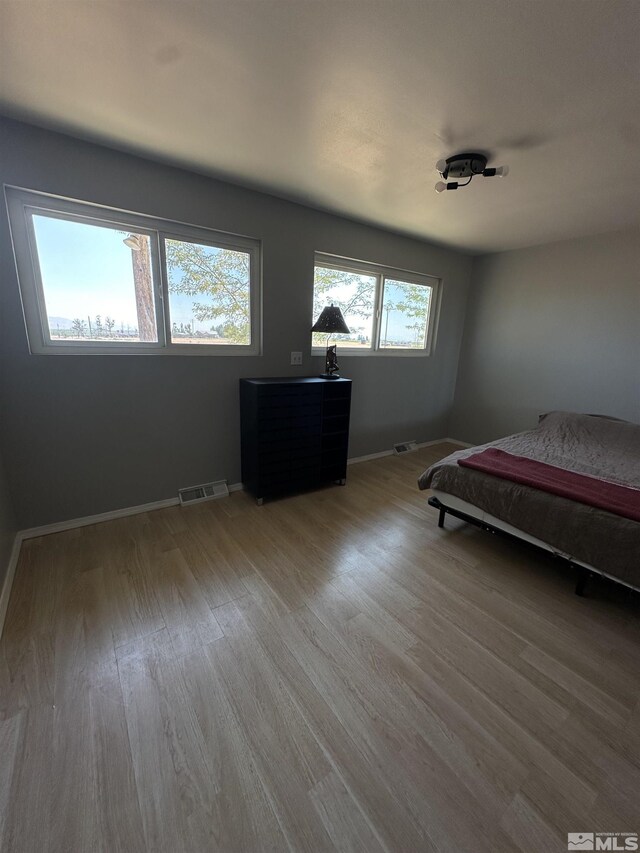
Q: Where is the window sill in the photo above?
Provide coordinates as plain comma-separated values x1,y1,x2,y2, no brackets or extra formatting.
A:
28,343,262,357
311,347,431,358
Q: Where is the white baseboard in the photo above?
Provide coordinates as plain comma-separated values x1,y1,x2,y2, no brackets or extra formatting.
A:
444,437,473,448
347,436,469,465
0,484,244,639
19,496,181,541
15,439,467,540
0,435,471,638
347,448,394,465
0,533,23,641
18,482,245,543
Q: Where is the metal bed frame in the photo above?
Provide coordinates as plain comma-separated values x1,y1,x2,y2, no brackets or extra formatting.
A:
428,495,600,597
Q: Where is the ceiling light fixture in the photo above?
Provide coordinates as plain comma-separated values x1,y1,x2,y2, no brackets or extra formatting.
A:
123,234,142,250
435,153,509,193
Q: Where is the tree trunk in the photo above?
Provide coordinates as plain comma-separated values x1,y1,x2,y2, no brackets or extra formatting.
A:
130,235,156,341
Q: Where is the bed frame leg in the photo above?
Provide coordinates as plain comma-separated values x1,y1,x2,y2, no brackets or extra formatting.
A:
438,506,446,528
575,566,593,597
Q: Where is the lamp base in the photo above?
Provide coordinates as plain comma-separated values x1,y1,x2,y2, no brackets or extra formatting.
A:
319,373,340,380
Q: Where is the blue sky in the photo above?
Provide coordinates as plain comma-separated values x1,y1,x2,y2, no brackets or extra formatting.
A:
34,215,142,329
33,215,216,332
314,274,430,345
33,215,429,344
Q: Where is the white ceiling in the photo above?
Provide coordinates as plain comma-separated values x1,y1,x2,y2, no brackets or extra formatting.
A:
1,1,639,252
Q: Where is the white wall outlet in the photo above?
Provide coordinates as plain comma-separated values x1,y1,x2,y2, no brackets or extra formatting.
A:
290,351,303,366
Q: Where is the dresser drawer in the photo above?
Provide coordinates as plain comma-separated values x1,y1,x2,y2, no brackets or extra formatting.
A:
322,382,351,400
258,461,322,490
322,432,349,451
259,450,321,475
322,414,350,435
323,397,350,418
257,434,321,453
240,377,351,502
258,415,322,438
258,385,323,403
258,402,322,421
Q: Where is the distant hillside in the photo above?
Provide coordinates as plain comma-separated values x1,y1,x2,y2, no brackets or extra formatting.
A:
48,317,74,329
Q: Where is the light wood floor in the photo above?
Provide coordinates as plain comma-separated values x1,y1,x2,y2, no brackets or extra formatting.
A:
1,444,639,853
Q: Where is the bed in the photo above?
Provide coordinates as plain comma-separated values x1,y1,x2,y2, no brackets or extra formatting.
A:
418,411,640,594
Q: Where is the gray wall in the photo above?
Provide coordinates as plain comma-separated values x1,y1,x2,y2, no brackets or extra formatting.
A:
0,118,472,528
0,450,16,595
450,229,640,444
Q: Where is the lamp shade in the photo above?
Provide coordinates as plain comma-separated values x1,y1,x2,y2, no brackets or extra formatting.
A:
311,304,350,334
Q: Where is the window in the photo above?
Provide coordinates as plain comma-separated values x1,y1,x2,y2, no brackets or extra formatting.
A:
312,254,439,355
5,188,261,355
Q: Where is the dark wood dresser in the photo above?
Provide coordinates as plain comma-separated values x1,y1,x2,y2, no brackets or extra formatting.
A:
240,377,352,504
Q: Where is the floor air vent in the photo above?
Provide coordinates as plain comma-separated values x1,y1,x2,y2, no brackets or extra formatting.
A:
394,440,418,455
179,480,229,506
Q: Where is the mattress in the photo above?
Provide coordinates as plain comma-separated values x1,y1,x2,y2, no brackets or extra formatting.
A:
418,411,640,586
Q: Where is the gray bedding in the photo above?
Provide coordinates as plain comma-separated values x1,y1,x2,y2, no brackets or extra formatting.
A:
418,411,640,586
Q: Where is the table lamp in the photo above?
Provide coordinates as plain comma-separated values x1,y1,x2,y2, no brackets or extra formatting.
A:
311,304,350,379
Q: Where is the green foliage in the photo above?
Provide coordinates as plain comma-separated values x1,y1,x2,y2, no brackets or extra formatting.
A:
392,282,430,318
165,240,251,344
312,267,375,346
392,282,431,345
312,269,431,347
313,267,374,320
71,318,87,337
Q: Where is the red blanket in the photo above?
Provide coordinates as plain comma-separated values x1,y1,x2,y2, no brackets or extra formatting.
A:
458,448,640,522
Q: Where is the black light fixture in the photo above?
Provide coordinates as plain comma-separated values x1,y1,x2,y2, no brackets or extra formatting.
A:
434,152,509,193
311,304,350,380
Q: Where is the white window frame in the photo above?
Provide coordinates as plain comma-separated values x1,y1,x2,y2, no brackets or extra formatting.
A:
4,186,262,356
311,252,441,357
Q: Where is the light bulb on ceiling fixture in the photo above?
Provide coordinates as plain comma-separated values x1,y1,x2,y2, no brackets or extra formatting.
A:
435,153,509,195
482,164,510,178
